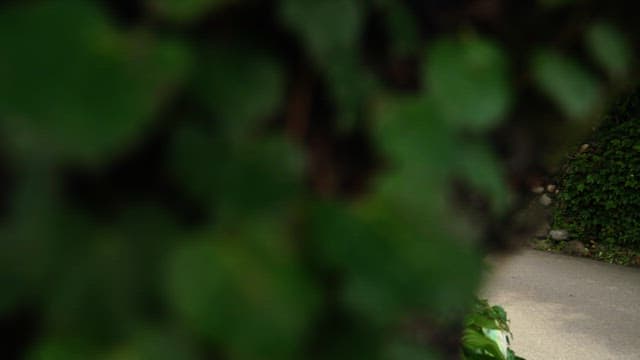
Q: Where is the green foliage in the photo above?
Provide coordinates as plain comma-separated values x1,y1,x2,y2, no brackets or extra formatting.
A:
554,92,640,250
280,0,373,131
0,1,190,163
0,0,636,358
532,50,601,120
280,0,362,59
194,48,285,140
532,236,640,266
462,299,525,360
426,36,512,130
167,225,318,358
585,22,632,80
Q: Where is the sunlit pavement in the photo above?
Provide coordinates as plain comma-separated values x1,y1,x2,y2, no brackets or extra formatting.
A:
482,249,640,360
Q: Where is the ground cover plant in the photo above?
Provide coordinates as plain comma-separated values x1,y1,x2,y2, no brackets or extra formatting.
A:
552,91,640,265
462,299,524,360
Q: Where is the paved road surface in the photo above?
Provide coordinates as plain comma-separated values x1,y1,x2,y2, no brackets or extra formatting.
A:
481,249,640,360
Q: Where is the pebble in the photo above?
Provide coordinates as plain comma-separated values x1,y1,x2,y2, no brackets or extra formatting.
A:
539,194,552,206
550,229,569,241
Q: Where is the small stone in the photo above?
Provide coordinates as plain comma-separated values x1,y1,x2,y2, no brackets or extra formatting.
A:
546,184,557,193
563,240,588,256
579,143,590,153
549,229,569,241
531,186,545,194
539,194,552,206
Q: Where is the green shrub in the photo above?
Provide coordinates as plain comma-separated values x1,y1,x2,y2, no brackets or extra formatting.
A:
554,92,640,249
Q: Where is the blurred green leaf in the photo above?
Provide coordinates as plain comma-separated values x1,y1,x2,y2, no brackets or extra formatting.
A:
170,122,303,218
532,50,601,119
149,0,235,22
5,202,173,345
280,0,370,133
373,92,507,249
196,48,285,140
310,203,483,325
280,0,362,58
45,231,140,342
425,37,512,130
454,141,511,213
325,51,378,132
309,204,401,324
373,96,455,220
0,163,66,313
585,21,632,80
115,205,184,302
28,338,94,360
375,96,455,170
106,328,198,360
0,1,191,163
166,227,318,359
214,137,304,218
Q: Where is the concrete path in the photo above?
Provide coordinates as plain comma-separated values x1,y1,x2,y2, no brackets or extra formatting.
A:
481,249,640,360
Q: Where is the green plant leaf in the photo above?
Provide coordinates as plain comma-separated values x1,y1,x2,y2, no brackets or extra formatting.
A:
462,329,506,360
585,21,632,79
28,338,95,360
324,50,378,132
373,96,456,219
425,36,512,130
106,329,198,360
454,141,511,214
279,0,362,58
166,228,318,359
0,1,191,164
170,129,304,218
310,202,483,325
532,49,601,120
492,306,508,323
375,96,456,172
195,48,284,140
279,0,367,133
